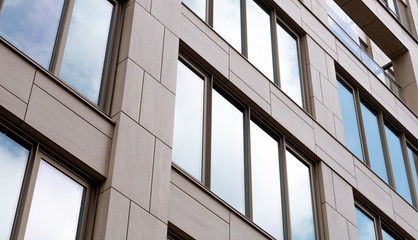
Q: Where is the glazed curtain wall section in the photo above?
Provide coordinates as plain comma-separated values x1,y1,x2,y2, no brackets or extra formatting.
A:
0,0,114,105
172,58,316,240
0,127,92,239
181,0,304,108
337,76,418,208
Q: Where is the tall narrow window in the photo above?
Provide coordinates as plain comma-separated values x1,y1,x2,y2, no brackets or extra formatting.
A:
250,121,283,239
407,146,418,196
360,103,389,183
277,22,303,107
337,80,363,161
211,89,245,214
0,132,30,239
246,0,274,80
172,60,205,181
286,150,316,240
24,160,86,239
0,0,65,68
355,207,377,240
59,0,113,104
213,0,241,51
384,126,413,204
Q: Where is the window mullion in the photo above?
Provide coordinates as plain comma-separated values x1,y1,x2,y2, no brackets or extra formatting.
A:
281,139,291,240
271,9,280,86
50,0,75,75
244,107,252,219
401,135,418,207
241,0,248,56
15,145,42,240
378,114,395,188
207,0,213,26
203,75,213,188
354,91,370,166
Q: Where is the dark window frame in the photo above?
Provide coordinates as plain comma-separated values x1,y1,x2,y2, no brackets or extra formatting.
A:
172,53,318,239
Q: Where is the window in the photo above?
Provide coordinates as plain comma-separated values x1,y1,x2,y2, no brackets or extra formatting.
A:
337,76,418,208
172,57,317,239
0,0,115,106
355,204,407,240
0,127,94,239
181,0,305,108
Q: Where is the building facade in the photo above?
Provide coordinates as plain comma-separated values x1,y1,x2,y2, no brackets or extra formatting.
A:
0,0,418,239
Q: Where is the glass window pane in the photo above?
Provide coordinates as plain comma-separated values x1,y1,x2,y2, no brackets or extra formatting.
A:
286,150,316,240
337,81,363,161
59,0,113,104
381,228,399,240
250,121,283,239
246,0,274,80
0,132,29,239
213,0,241,51
360,103,389,183
211,90,245,214
407,146,418,197
355,207,377,240
0,0,64,68
172,61,205,181
182,0,206,20
25,160,85,240
384,126,413,204
277,23,303,107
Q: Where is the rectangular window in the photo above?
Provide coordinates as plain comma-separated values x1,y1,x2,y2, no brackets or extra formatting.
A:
0,127,93,239
172,57,317,239
181,0,306,108
355,203,406,240
337,79,364,161
0,0,115,106
337,76,418,208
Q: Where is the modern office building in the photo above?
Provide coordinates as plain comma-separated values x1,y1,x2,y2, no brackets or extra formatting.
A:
0,0,417,239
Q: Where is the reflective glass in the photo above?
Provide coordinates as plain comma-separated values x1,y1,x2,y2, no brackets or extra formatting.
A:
355,207,377,240
0,0,64,68
0,132,29,239
211,90,245,213
213,0,241,51
60,0,113,104
246,0,274,80
384,126,413,203
250,121,283,239
326,0,359,44
277,23,303,107
25,160,85,240
382,228,398,240
361,103,389,183
172,61,205,181
328,17,361,59
286,151,316,240
182,0,206,20
387,0,397,16
337,81,363,161
407,146,418,196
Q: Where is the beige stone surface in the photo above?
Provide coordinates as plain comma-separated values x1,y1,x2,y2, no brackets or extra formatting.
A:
127,202,167,240
150,139,173,222
110,113,155,209
25,86,111,175
111,58,144,122
333,172,356,224
168,183,229,240
160,29,180,94
139,73,175,146
322,203,350,240
0,85,27,121
93,188,130,240
0,44,35,103
230,213,270,240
